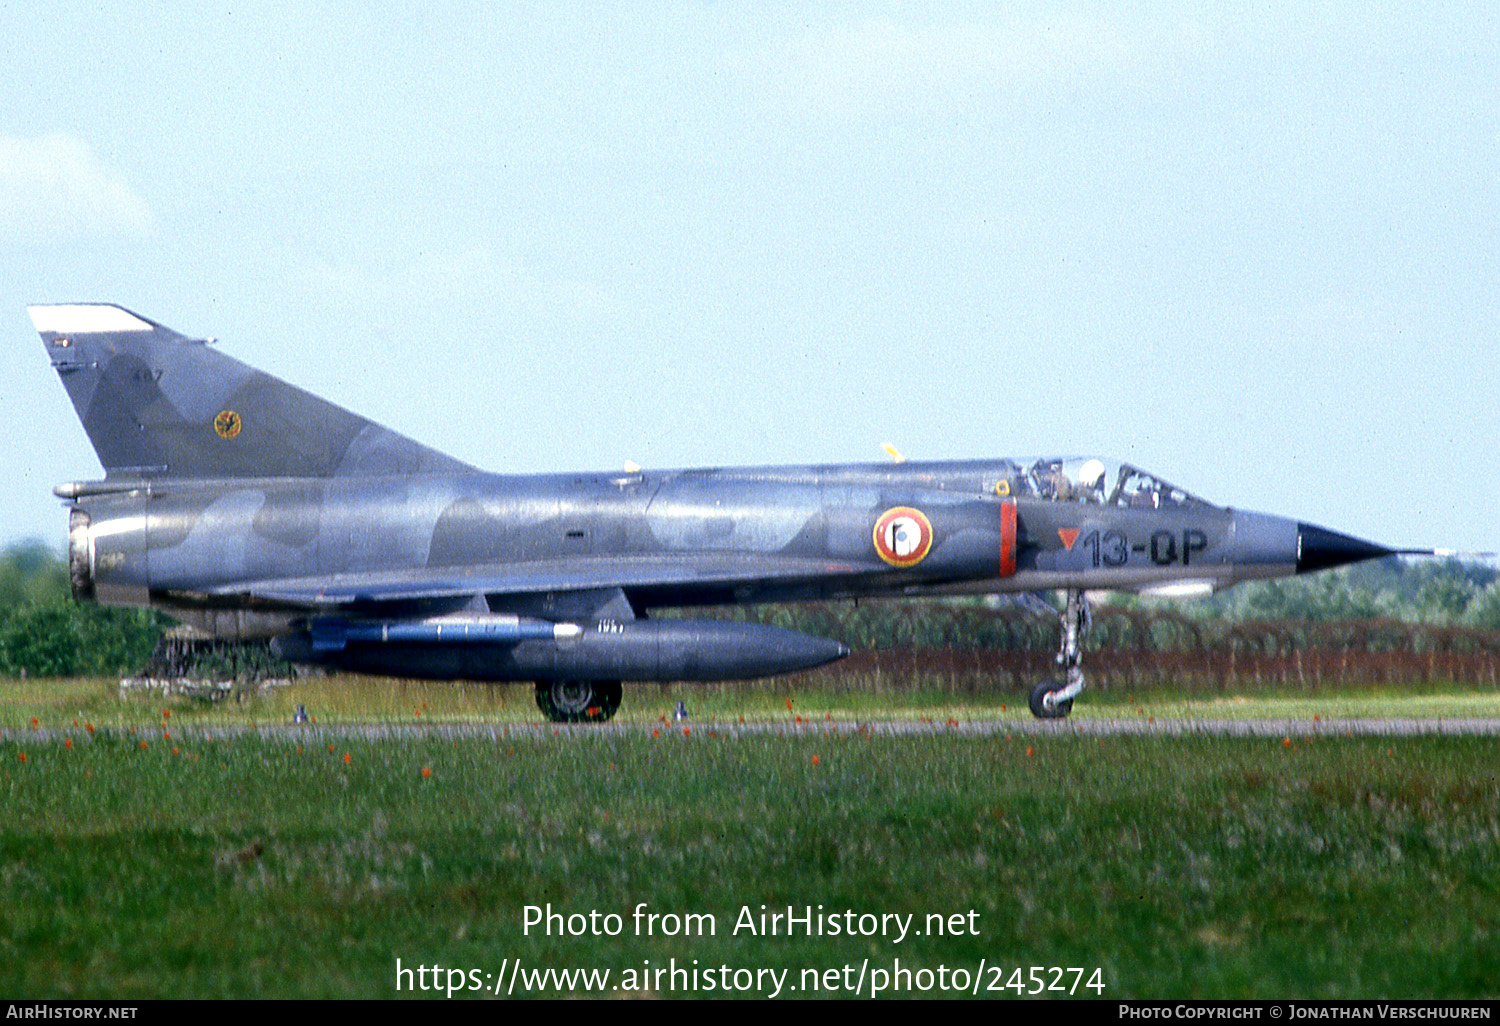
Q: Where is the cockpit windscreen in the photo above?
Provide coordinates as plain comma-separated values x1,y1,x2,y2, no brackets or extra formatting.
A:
989,458,1215,509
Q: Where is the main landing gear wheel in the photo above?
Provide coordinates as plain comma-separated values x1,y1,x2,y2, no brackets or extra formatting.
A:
1027,588,1091,720
535,680,622,724
1029,680,1073,719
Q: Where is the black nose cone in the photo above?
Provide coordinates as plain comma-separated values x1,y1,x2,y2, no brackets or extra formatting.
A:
1296,523,1395,574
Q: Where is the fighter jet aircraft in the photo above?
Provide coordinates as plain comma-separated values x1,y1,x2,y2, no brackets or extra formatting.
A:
28,304,1424,722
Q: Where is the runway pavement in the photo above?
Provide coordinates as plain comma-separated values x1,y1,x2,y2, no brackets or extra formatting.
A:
7,716,1500,743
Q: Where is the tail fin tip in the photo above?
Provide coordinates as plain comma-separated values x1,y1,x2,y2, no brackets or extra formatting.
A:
28,303,155,335
30,302,474,480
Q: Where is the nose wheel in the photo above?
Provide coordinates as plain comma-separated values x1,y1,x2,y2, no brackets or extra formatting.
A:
1029,679,1073,719
1029,589,1090,720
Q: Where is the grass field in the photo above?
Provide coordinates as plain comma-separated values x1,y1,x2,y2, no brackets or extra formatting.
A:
2,676,1498,999
9,673,1500,729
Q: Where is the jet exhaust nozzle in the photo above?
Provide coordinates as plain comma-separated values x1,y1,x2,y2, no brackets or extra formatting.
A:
67,508,94,603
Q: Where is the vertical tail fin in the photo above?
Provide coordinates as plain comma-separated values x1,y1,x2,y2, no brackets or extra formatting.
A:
28,304,473,480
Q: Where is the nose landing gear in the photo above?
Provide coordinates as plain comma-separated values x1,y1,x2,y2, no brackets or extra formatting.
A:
1028,588,1090,720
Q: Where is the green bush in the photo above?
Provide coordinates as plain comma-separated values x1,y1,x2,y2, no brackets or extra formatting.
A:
0,540,166,677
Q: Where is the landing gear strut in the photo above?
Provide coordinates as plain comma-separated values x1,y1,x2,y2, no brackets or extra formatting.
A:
1028,589,1091,720
535,680,622,723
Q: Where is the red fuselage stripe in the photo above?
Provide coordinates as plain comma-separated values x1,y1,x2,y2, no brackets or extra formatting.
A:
1000,500,1016,577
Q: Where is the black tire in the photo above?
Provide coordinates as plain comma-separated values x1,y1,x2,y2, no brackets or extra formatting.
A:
534,680,622,724
1028,679,1073,720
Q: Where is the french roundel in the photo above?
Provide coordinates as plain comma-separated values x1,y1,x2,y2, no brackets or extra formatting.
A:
873,506,934,567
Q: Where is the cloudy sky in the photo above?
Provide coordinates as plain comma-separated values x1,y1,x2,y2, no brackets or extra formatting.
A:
1,3,1496,552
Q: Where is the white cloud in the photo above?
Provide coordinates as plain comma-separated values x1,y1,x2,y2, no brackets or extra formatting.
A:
728,15,1195,122
0,132,153,238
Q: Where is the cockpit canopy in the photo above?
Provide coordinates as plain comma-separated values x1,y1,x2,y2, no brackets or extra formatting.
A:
993,458,1215,510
